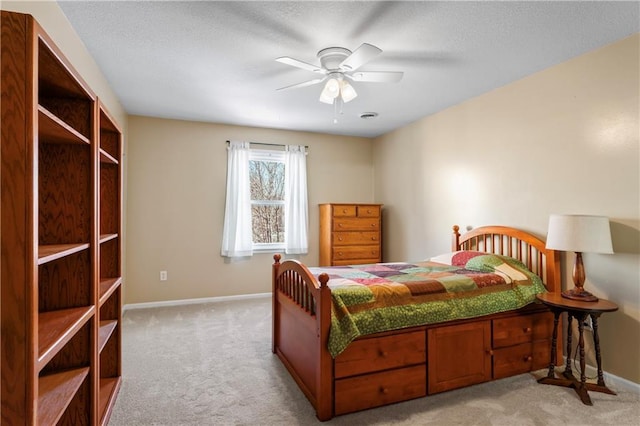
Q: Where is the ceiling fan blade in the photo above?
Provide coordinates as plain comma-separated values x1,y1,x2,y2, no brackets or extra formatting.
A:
276,77,326,91
339,43,382,71
348,71,404,83
276,57,326,74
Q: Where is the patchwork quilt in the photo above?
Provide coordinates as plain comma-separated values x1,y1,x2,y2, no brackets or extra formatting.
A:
308,251,547,357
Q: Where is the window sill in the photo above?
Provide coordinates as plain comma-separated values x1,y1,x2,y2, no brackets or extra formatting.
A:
252,246,285,254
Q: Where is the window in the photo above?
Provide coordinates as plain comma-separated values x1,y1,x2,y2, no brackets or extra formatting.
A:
221,141,308,258
249,150,285,251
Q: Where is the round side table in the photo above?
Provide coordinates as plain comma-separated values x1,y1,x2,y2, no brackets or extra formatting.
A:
536,292,618,405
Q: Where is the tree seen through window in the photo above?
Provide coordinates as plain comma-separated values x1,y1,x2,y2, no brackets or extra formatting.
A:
249,159,285,244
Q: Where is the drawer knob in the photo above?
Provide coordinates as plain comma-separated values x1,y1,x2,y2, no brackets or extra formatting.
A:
486,350,494,356
370,223,375,227
380,387,389,395
523,327,532,333
379,350,388,358
524,355,532,362
342,209,347,213
338,237,343,241
338,223,343,228
338,252,343,256
372,237,377,241
367,209,372,213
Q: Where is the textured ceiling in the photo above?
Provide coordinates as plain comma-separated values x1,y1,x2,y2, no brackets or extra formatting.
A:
58,1,639,138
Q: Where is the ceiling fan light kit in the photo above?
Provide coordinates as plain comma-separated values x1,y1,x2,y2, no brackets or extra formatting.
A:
276,43,403,112
319,74,357,104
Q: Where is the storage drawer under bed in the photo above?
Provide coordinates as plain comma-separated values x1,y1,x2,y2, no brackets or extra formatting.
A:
334,330,426,378
334,364,427,415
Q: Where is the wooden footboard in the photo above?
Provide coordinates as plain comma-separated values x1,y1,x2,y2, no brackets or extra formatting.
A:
273,225,562,421
271,254,333,420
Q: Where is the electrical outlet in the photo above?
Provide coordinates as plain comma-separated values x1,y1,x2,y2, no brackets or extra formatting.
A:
160,270,168,281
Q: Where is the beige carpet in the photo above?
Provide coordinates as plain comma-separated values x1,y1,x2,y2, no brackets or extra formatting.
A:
109,297,639,425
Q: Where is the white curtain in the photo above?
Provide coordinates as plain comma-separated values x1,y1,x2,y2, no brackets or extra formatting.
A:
221,141,253,257
284,145,308,254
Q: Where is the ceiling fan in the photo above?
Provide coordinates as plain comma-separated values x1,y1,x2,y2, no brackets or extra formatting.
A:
276,43,403,106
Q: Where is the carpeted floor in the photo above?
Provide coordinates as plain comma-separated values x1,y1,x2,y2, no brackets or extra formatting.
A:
108,297,639,425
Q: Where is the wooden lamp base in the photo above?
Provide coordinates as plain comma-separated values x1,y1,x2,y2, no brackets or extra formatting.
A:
562,288,599,302
563,252,599,302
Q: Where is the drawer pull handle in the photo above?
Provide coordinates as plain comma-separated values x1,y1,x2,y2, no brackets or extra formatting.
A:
523,327,532,333
523,355,532,362
380,387,389,395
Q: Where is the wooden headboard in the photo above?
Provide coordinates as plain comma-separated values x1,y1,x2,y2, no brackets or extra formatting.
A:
452,225,560,293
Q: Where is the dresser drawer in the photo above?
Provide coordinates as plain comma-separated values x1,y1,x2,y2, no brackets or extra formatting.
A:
333,218,379,231
335,331,426,378
357,205,380,218
333,231,380,246
334,365,426,415
493,316,533,348
493,342,533,379
332,205,356,217
333,246,380,261
332,258,380,266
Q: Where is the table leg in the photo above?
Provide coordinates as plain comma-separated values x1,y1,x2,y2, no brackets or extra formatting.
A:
565,313,573,376
578,314,587,384
574,315,593,405
591,314,617,396
592,314,606,386
538,308,564,386
548,310,561,378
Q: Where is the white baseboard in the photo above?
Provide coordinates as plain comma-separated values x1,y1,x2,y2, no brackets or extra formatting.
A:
562,356,640,394
122,292,271,312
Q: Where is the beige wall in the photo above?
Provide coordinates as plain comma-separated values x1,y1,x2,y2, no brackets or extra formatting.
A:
373,34,640,383
125,116,373,302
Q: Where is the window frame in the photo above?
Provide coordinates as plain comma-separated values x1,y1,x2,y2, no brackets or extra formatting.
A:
249,148,286,252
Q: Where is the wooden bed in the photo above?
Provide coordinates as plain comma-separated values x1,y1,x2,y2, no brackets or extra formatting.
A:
272,225,562,421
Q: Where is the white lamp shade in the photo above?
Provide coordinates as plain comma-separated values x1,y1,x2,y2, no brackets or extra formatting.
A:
340,80,358,103
318,90,334,104
546,214,613,253
319,78,340,104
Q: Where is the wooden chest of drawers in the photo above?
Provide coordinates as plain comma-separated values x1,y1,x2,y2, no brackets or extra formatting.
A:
319,203,382,266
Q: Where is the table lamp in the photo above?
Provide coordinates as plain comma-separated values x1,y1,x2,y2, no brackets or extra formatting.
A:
545,214,613,302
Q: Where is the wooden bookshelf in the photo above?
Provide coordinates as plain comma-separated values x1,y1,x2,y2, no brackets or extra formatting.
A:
1,11,123,424
97,100,123,423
